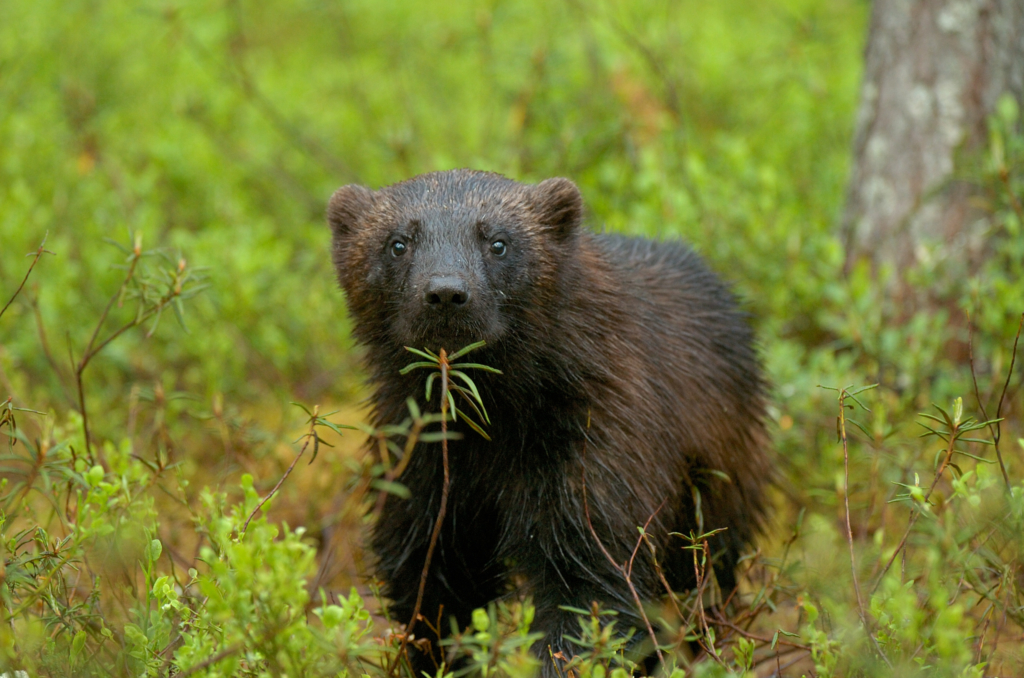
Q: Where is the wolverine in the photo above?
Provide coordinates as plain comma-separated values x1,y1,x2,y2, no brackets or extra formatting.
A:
327,169,771,675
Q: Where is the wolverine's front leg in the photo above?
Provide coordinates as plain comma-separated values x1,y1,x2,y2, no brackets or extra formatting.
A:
373,491,504,676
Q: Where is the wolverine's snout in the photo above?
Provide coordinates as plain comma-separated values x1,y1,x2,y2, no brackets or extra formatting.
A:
424,276,471,307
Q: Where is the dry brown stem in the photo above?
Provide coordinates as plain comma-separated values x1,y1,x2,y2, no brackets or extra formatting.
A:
968,312,1022,493
241,405,321,536
392,348,452,677
580,450,667,669
0,233,52,321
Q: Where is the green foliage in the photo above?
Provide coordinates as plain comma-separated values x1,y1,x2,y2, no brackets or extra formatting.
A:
402,341,501,440
167,479,377,677
0,0,865,408
1,0,1023,676
442,602,542,678
0,410,378,676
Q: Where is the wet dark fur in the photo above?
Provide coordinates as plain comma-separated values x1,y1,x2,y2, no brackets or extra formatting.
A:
327,169,771,675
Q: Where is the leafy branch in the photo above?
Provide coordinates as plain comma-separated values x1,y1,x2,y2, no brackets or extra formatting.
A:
400,340,502,441
0,233,53,321
819,383,891,669
364,399,450,512
968,311,1023,493
241,403,355,537
1,235,54,449
872,397,1001,592
0,397,46,448
391,340,498,676
72,234,207,465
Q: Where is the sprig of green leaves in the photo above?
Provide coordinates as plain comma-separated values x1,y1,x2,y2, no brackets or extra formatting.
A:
400,340,502,440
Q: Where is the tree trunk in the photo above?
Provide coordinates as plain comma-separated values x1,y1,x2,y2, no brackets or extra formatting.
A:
842,0,1024,277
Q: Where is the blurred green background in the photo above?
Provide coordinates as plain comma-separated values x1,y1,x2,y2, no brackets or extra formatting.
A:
0,0,866,414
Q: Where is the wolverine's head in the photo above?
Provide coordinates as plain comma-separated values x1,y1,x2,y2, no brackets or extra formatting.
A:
327,169,583,352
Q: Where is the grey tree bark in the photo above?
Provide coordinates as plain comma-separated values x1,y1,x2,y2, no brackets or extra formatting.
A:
842,0,1024,277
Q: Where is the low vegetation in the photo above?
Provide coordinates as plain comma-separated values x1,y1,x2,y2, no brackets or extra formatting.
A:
1,1,1022,675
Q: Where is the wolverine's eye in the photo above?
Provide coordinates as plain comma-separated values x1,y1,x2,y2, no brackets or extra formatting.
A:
390,240,407,257
490,240,507,257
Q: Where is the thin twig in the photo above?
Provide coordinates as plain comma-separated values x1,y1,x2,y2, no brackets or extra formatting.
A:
871,421,960,594
709,618,809,651
241,406,320,536
832,388,892,668
837,389,868,629
176,642,244,677
74,248,142,462
967,312,1020,492
80,251,140,366
628,502,671,661
394,349,453,676
641,531,683,620
628,500,668,578
999,166,1024,226
758,649,809,678
992,314,1023,481
73,250,188,465
0,233,53,321
690,541,726,665
581,448,666,669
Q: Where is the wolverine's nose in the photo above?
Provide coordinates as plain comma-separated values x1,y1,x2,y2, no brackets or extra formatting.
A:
424,277,470,306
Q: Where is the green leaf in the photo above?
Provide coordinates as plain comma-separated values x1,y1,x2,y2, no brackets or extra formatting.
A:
952,449,994,462
447,391,457,420
705,469,732,483
930,404,953,427
449,362,503,374
846,391,873,411
71,630,87,659
370,479,411,499
456,409,492,441
173,296,189,332
418,431,464,443
425,372,437,401
399,361,438,375
472,607,490,632
404,346,440,360
317,418,357,437
448,369,483,405
290,402,313,416
448,340,487,360
847,417,872,438
451,381,489,424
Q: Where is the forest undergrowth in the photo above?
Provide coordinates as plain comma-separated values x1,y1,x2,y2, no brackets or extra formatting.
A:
1,1,1023,675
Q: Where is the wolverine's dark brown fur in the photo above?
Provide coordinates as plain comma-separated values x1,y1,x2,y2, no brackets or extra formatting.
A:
327,169,771,675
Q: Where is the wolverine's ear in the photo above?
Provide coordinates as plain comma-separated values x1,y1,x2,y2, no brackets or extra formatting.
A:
532,177,583,240
327,184,375,238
